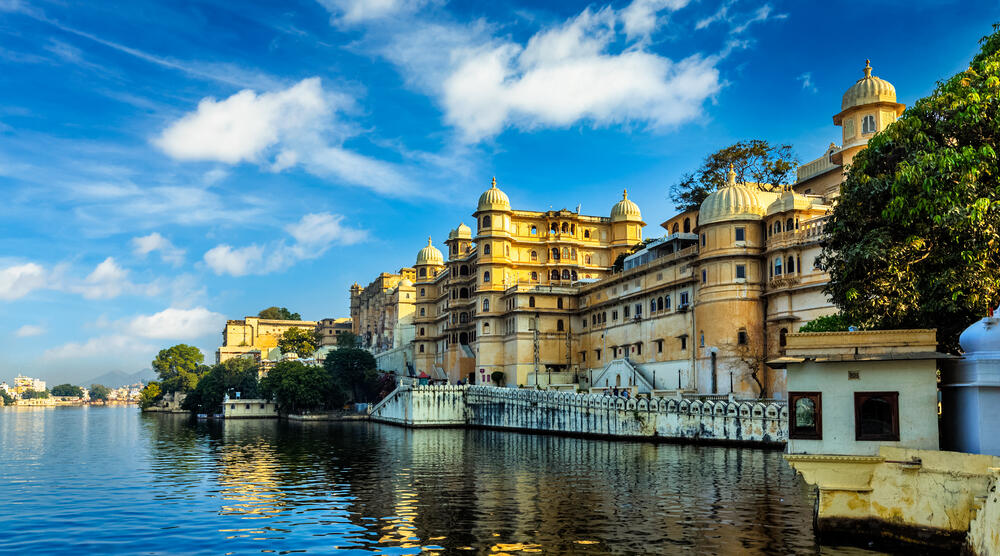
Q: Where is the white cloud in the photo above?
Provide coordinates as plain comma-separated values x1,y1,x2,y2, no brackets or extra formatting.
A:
72,257,131,299
620,0,690,41
132,232,185,266
15,324,45,337
318,0,426,24
695,1,732,29
127,306,224,339
0,262,47,300
42,334,158,361
797,71,818,93
731,4,786,34
155,77,331,164
204,212,367,276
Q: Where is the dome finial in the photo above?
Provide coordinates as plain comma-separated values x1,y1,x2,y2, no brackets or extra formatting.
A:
864,59,872,78
427,236,432,246
622,188,628,200
727,163,736,186
491,176,496,188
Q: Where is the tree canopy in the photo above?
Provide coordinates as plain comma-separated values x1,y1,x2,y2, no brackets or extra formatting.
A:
819,26,1000,352
260,361,345,414
670,140,798,212
798,314,853,333
21,389,49,399
277,327,318,358
89,384,110,401
0,389,12,405
50,384,84,397
258,307,301,320
152,344,205,393
336,331,360,348
138,382,162,409
324,348,379,403
182,358,260,414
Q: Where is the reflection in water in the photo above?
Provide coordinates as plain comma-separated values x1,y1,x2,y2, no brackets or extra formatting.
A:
0,407,881,555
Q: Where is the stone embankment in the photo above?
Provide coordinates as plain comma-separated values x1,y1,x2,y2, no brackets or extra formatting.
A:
368,384,787,447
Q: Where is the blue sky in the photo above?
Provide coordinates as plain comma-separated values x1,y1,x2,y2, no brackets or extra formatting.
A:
1,0,997,384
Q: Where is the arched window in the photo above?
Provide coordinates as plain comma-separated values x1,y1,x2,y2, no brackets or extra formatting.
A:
460,265,469,276
562,248,569,259
505,244,509,256
531,271,538,281
683,218,691,233
483,322,490,334
779,328,788,347
584,254,591,264
420,308,426,316
483,271,490,283
419,268,426,277
571,224,575,234
737,328,748,345
530,225,537,235
571,270,577,280
657,297,664,311
672,223,679,234
419,345,425,353
482,215,491,228
420,288,425,296
529,296,535,308
650,299,656,313
551,248,559,260
483,244,491,255
786,218,794,231
459,312,468,323
788,256,795,273
551,269,559,280
530,251,537,261
664,295,671,309
557,319,564,331
562,269,570,280
419,327,425,336
482,299,489,312
557,298,563,309
602,311,607,323
774,257,783,276
460,287,469,298
862,114,876,134
584,230,590,239
699,332,705,347
550,223,557,233
561,222,568,233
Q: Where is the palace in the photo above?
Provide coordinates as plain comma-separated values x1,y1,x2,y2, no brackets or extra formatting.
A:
350,60,904,398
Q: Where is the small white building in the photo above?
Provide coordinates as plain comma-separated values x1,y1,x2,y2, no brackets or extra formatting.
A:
941,308,1000,457
222,397,278,419
771,329,947,456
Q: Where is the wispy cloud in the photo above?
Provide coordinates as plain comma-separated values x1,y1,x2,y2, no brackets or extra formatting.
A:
15,324,46,337
797,71,818,93
0,258,159,302
132,233,185,266
204,212,367,276
318,0,431,25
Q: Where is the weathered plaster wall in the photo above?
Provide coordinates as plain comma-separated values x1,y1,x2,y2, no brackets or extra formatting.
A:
222,399,278,419
369,384,787,446
968,467,1000,556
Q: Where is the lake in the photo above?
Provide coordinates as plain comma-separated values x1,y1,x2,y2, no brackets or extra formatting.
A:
0,406,879,554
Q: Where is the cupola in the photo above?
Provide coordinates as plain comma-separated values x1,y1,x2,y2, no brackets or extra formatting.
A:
415,237,444,266
610,189,642,222
959,307,1000,358
841,60,897,111
477,177,511,212
699,164,767,225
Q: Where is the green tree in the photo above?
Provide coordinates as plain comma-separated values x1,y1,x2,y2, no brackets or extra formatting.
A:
182,358,260,414
258,307,301,320
152,344,205,393
798,314,853,333
50,384,84,397
277,327,317,357
819,26,1000,352
324,348,379,403
21,389,49,399
138,381,162,409
260,361,344,414
670,140,798,212
89,384,110,401
336,331,360,348
0,389,12,405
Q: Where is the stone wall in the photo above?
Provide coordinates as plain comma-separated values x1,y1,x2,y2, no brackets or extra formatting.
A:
967,466,1000,556
369,384,787,446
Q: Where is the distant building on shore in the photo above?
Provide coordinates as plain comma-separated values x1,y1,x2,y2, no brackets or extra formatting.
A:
13,374,46,395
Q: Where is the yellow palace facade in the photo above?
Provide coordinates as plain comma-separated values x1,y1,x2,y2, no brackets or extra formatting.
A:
350,61,904,398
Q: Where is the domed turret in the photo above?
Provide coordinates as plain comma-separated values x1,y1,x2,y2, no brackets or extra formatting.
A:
959,307,1000,357
398,278,414,288
455,222,472,239
699,165,767,225
477,177,511,212
842,60,897,111
415,237,443,266
611,189,642,222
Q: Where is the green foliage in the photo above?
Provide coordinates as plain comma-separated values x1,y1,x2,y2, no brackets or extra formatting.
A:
182,358,260,414
21,389,49,399
612,238,659,273
798,314,853,333
323,348,379,403
277,327,317,358
0,389,12,405
336,331,360,348
89,384,110,401
260,361,345,414
670,139,798,211
258,306,301,320
819,26,1000,352
138,381,162,409
152,344,205,393
50,383,84,397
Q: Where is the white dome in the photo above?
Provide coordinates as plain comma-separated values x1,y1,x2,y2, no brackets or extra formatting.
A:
415,237,443,266
477,177,511,212
699,165,767,225
842,60,897,111
610,189,642,222
398,278,414,287
959,308,1000,357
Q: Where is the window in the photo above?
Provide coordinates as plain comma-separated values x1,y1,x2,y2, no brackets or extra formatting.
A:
700,233,706,247
419,268,427,277
529,296,535,308
735,227,745,242
483,271,491,283
482,299,489,312
584,230,590,239
557,319,564,331
531,251,537,261
635,303,641,317
582,319,587,328
788,256,795,273
505,245,510,256
680,292,689,305
551,247,560,260
624,305,630,318
530,225,537,235
737,329,748,345
736,264,746,279
551,270,559,280
571,270,578,281
483,322,490,334
657,340,663,353
557,298,563,309
483,244,491,255
612,310,618,321
779,328,788,347
562,247,570,259
683,218,691,233
855,392,900,441
596,349,602,361
562,269,570,280
650,299,656,313
701,269,707,284
420,308,426,316
664,296,670,310
699,332,705,347
585,254,592,264
420,327,425,336
680,336,687,350
419,345,425,353
774,258,783,276
636,342,642,355
789,392,822,440
483,215,491,228
531,271,538,281
786,218,794,232
672,223,679,234
862,114,876,134
561,222,568,233
420,288,425,296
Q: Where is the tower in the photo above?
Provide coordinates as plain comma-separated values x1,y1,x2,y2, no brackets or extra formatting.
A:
832,60,905,167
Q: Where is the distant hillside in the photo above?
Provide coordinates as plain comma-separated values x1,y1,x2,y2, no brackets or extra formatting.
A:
83,369,157,388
